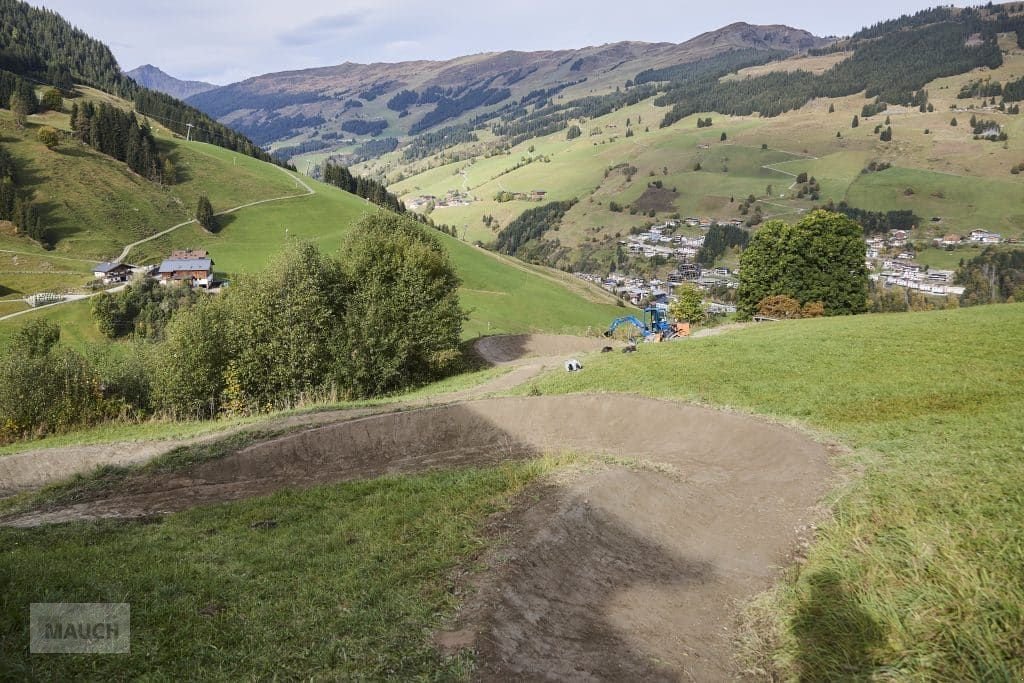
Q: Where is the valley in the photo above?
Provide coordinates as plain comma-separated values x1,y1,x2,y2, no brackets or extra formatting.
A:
1,1,1023,680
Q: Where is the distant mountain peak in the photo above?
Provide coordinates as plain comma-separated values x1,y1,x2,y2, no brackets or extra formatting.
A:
126,64,217,100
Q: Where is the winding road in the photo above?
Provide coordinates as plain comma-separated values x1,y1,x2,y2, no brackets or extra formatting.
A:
0,161,315,323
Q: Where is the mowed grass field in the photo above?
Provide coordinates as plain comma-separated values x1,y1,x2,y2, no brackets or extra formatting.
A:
521,304,1024,680
0,456,576,680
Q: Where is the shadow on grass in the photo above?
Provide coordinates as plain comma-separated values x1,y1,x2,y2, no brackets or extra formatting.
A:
792,569,885,681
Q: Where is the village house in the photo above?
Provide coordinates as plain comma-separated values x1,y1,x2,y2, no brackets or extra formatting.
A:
158,252,215,288
92,262,135,284
969,229,1002,244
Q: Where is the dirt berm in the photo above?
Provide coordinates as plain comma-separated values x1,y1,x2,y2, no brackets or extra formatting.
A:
2,394,831,680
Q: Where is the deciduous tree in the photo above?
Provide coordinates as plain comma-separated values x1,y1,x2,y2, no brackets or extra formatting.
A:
737,210,869,317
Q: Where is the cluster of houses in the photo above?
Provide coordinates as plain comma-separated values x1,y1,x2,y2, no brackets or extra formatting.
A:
92,249,217,289
865,227,1013,297
872,260,965,296
408,189,476,210
932,229,1004,247
623,221,707,260
575,262,738,311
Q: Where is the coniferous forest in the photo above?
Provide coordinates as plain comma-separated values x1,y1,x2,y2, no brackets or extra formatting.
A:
0,0,286,167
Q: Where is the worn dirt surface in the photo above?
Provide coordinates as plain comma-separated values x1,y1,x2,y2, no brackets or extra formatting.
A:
473,333,612,364
0,332,833,680
1,393,832,681
0,334,583,496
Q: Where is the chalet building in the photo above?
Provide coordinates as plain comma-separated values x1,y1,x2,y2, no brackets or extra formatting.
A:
92,262,135,284
158,256,214,288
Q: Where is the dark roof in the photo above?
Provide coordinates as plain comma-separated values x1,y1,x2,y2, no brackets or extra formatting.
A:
159,258,212,273
93,261,133,273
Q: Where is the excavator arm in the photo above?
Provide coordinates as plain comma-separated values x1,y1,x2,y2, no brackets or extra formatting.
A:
603,316,650,338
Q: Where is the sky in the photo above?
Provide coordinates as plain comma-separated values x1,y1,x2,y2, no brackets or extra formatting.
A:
34,1,948,85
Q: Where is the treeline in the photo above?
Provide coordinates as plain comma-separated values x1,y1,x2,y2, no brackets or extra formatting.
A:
1004,77,1024,103
322,162,405,213
634,48,787,85
492,199,576,255
91,279,197,339
956,75,1024,103
0,218,465,441
358,80,397,101
659,20,1007,126
402,125,478,161
410,86,512,134
823,201,918,235
70,101,173,184
697,224,750,265
354,136,399,160
273,139,333,159
0,144,42,242
0,0,121,93
341,118,388,136
232,112,326,147
519,78,586,107
386,89,419,112
185,85,327,119
130,91,293,166
490,84,656,148
956,247,1024,306
0,0,288,167
0,68,37,110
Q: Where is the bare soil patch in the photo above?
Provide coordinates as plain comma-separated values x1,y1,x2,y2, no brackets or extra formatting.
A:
1,394,832,680
633,185,680,213
473,333,610,364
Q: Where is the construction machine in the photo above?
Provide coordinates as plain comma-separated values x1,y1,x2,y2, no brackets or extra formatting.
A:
603,307,689,342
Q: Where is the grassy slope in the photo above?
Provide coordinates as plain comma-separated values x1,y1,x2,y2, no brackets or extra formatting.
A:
0,458,573,680
0,95,626,344
519,304,1024,679
381,40,1024,263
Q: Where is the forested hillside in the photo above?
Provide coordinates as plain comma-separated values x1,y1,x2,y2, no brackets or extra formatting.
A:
0,0,280,165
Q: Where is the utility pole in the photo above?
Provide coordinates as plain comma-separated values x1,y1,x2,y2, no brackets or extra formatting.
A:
185,123,194,142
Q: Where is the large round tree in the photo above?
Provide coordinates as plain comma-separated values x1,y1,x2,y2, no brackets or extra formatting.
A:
737,210,868,318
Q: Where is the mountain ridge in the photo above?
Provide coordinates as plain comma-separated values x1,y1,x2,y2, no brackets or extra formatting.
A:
185,23,827,146
126,64,217,99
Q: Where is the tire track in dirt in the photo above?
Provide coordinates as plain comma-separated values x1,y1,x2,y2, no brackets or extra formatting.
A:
2,393,834,681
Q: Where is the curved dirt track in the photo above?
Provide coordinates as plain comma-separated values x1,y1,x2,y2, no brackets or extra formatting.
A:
0,334,588,495
1,394,831,680
474,333,611,364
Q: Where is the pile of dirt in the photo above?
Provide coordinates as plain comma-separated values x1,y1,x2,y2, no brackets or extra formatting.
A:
1,394,832,679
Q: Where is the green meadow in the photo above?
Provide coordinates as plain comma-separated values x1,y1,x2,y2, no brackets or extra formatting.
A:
521,304,1024,680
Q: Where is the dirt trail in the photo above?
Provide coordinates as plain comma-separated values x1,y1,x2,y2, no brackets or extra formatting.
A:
2,394,832,681
0,334,602,495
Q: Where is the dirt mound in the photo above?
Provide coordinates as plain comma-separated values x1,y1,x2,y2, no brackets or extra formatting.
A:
1,395,831,679
474,334,611,364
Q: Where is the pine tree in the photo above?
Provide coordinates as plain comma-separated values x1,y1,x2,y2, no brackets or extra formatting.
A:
9,92,29,127
196,195,217,232
852,115,860,128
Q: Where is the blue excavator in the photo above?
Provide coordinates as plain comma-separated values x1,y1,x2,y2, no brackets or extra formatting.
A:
604,307,688,342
